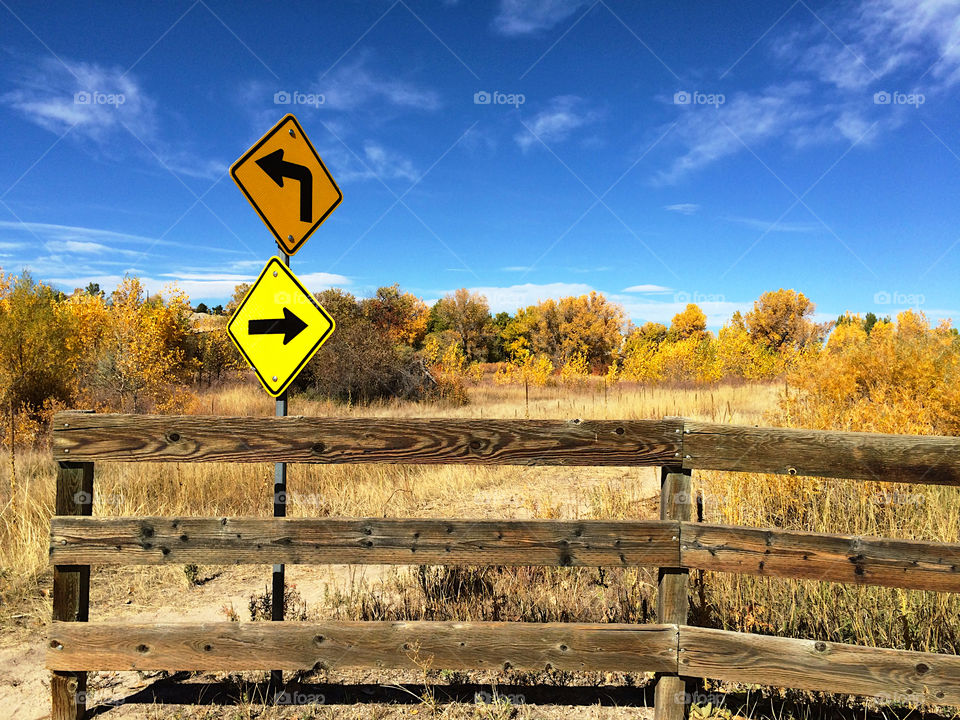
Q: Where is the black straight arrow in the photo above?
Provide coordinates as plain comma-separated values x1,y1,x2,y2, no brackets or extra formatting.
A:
248,307,308,345
256,149,313,222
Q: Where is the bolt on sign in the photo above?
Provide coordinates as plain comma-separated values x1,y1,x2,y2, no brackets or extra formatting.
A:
227,256,335,397
231,113,342,256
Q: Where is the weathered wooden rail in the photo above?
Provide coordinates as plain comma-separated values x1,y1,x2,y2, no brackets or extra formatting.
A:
48,412,960,719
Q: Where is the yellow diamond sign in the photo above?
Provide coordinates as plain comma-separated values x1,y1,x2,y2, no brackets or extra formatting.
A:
227,257,335,397
231,114,342,256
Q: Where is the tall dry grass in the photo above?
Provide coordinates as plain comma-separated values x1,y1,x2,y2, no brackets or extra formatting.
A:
0,381,771,631
2,378,957,667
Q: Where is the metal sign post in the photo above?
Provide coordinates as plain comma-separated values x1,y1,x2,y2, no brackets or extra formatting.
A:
271,251,289,699
228,114,342,703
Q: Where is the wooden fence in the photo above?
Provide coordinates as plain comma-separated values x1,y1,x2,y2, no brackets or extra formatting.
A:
47,412,960,719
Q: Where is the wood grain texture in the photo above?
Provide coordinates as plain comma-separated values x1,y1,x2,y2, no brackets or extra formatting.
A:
52,461,92,720
52,413,684,465
49,517,681,567
47,621,680,673
655,467,692,720
681,523,960,592
683,421,960,485
679,626,960,706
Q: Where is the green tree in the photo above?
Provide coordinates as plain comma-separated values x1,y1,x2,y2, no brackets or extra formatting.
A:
432,288,493,362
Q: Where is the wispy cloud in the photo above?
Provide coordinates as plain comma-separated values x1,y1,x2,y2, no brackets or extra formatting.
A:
623,284,672,293
515,95,598,151
456,281,595,313
45,268,350,301
2,56,226,180
493,0,591,36
2,57,156,142
778,0,960,92
664,203,700,215
724,216,821,233
0,220,240,254
318,55,441,112
657,83,817,184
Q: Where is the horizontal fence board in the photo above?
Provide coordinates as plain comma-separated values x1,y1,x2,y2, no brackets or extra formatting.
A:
49,517,680,567
681,523,960,593
683,421,960,486
47,621,680,673
52,413,683,465
679,626,960,706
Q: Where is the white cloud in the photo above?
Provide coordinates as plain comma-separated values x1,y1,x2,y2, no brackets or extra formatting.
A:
724,216,821,233
515,95,598,151
493,0,591,36
446,281,747,328
361,143,418,181
45,269,350,302
2,57,157,143
664,203,700,215
657,84,816,184
779,0,960,92
615,296,749,328
457,282,595,313
319,56,440,112
0,220,241,255
623,284,672,293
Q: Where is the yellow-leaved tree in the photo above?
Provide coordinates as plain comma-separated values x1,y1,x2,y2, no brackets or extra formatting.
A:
89,277,197,412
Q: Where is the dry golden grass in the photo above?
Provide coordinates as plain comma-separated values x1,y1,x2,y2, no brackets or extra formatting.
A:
1,379,958,719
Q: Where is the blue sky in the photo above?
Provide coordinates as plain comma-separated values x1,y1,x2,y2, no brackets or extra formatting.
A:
2,0,959,328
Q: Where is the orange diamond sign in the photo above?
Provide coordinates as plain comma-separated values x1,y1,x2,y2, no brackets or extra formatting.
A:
231,114,342,256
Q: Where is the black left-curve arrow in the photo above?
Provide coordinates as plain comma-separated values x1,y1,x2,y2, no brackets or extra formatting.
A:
248,307,308,345
256,148,313,222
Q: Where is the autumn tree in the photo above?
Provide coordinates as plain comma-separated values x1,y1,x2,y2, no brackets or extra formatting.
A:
0,271,79,418
225,283,250,315
90,277,196,412
668,304,708,341
362,284,429,347
430,289,493,361
504,292,624,369
744,289,830,353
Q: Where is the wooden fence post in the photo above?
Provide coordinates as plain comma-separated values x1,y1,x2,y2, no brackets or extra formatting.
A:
52,461,93,720
655,465,692,720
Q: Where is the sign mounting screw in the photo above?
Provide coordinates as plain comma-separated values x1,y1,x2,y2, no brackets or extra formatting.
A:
273,271,278,277
289,128,295,137
272,376,278,382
